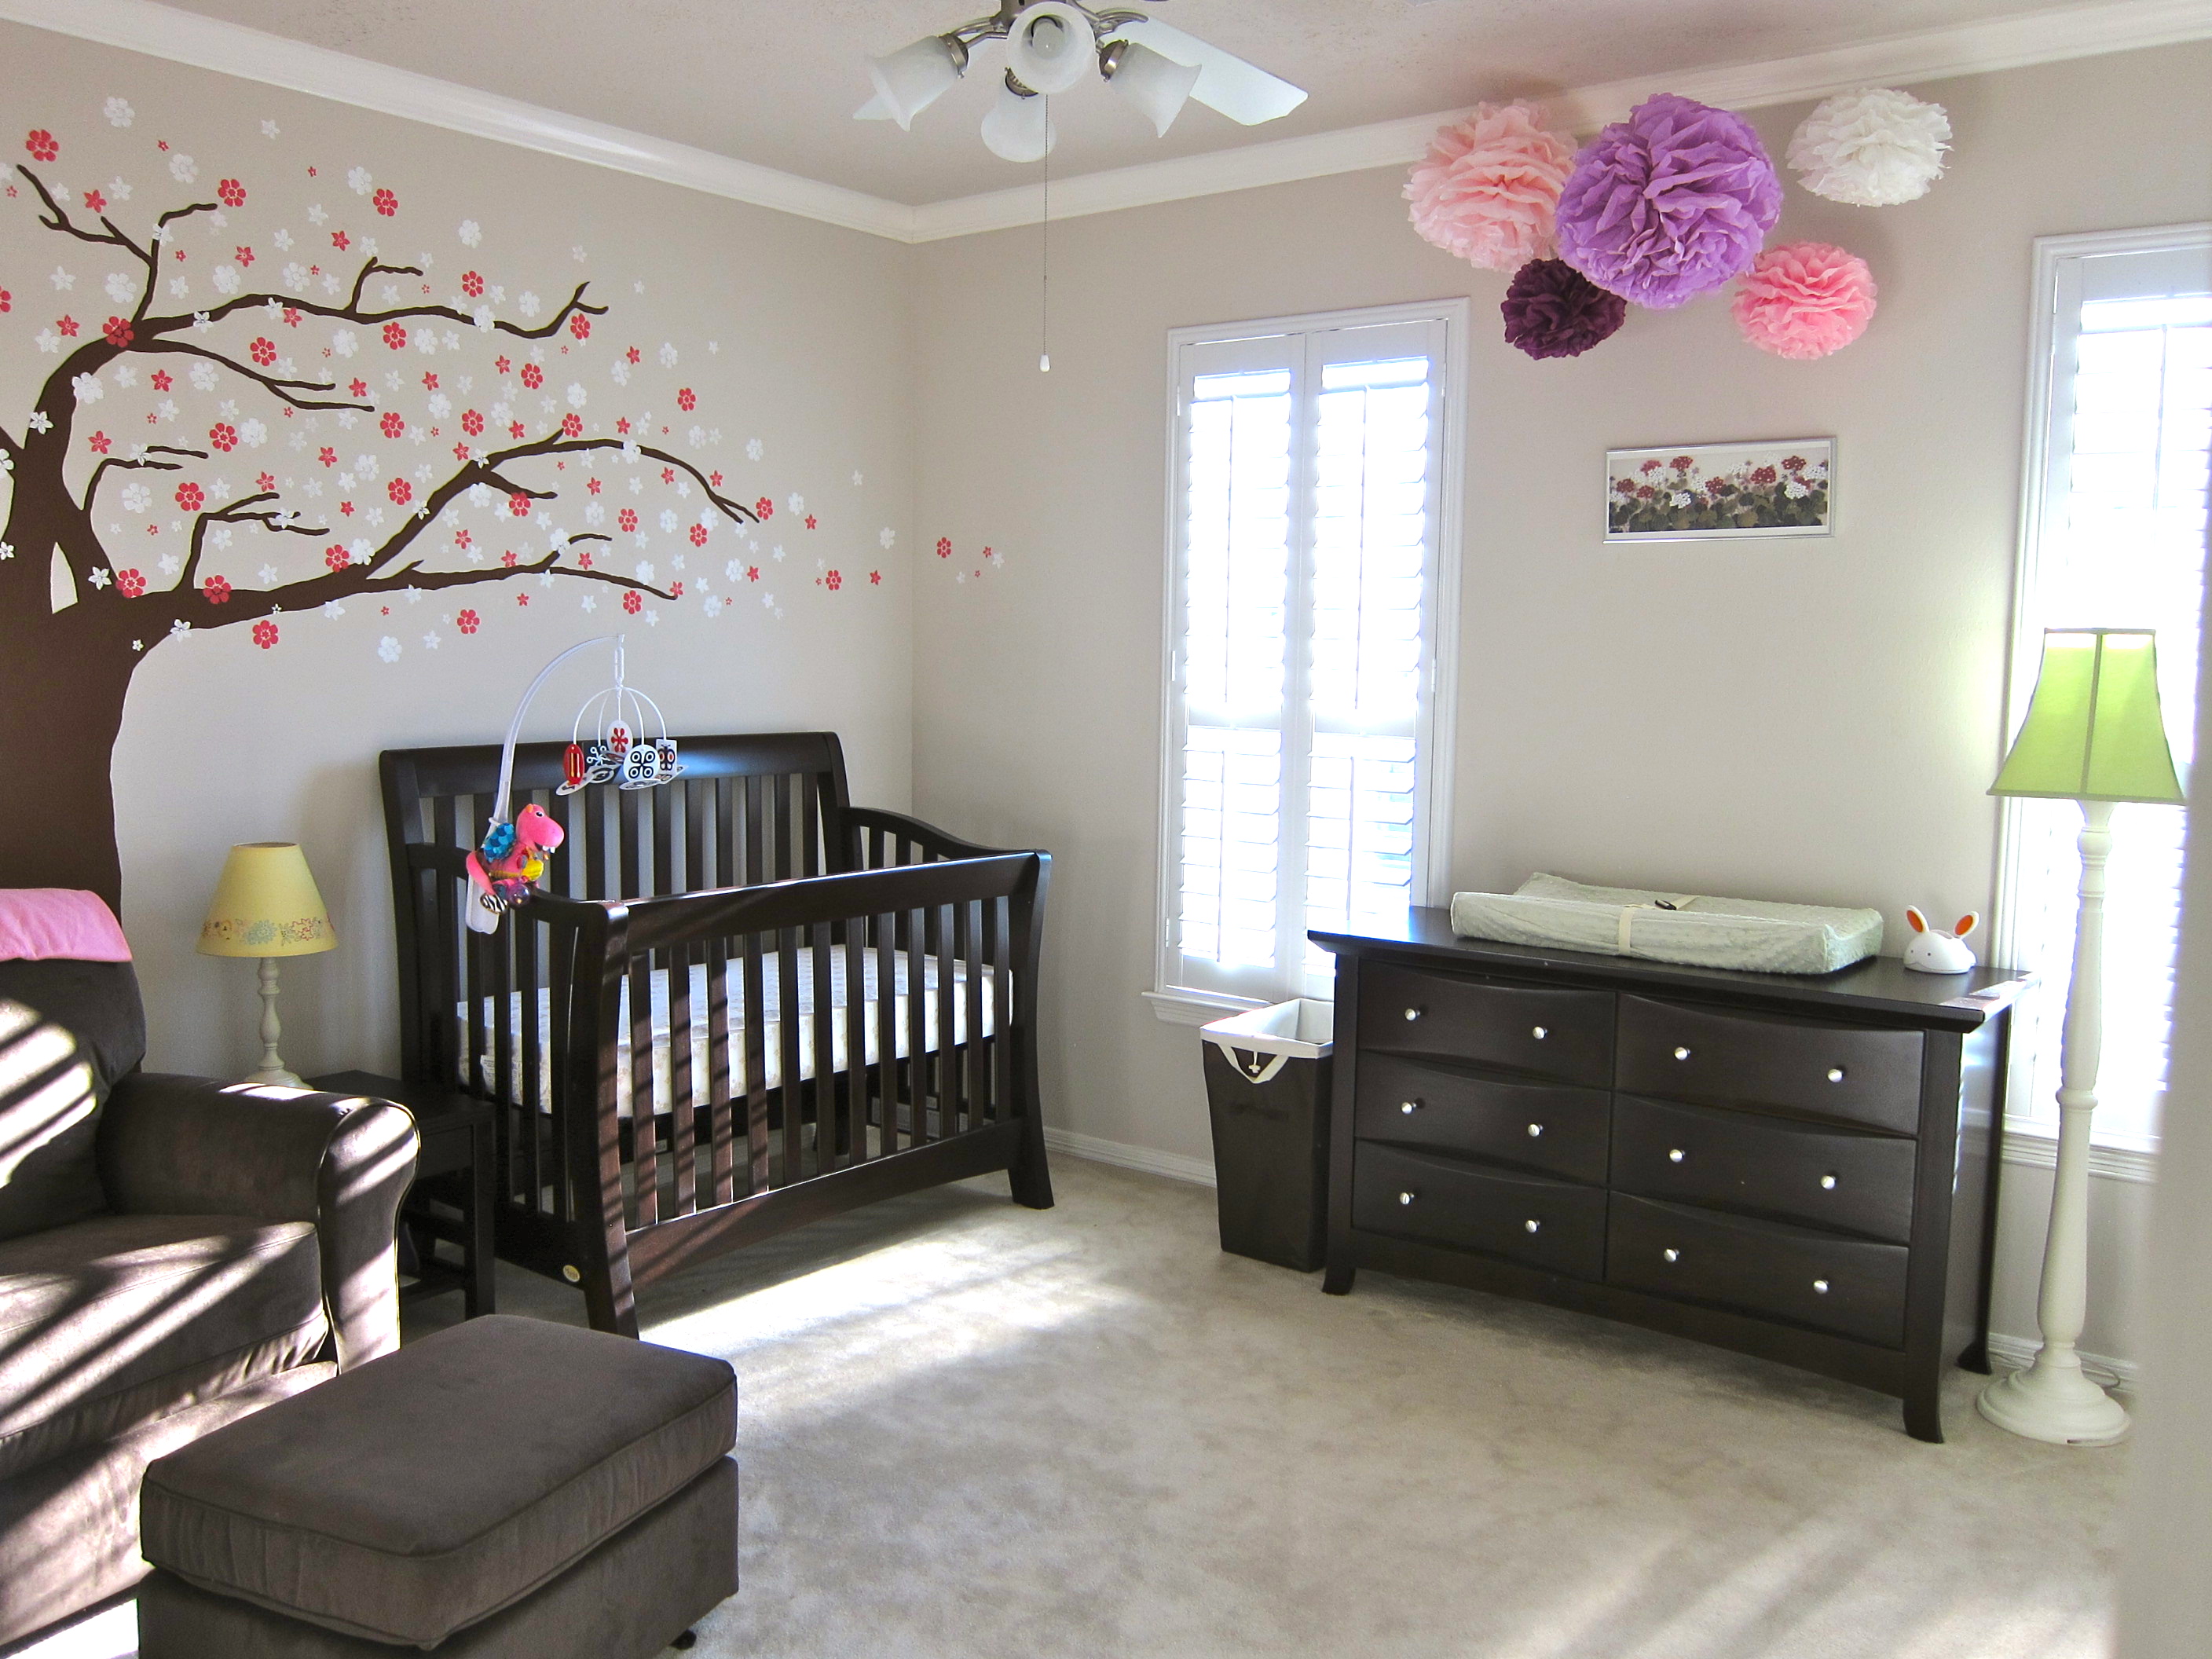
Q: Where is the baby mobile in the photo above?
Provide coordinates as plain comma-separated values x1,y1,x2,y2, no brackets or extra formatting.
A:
463,634,685,934
1404,83,1951,361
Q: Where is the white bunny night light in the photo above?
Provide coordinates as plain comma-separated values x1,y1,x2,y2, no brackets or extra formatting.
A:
1903,906,1979,974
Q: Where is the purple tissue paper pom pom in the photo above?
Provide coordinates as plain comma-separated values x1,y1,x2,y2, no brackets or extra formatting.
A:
1502,258,1627,358
1556,93,1782,309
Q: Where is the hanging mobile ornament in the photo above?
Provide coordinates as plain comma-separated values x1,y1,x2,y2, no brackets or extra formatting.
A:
464,634,683,934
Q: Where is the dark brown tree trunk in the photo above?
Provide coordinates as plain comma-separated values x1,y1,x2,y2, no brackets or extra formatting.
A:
0,605,134,913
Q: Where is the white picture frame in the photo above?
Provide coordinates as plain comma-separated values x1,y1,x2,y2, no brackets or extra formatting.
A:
1604,438,1835,542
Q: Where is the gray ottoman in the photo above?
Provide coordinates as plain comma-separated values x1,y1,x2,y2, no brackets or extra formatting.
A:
135,1316,737,1657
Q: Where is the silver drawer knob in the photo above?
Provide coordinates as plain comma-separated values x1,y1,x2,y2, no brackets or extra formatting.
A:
1524,1218,1541,1234
1401,1100,1421,1115
1404,1007,1422,1022
1820,1174,1838,1190
1673,1046,1692,1060
1398,1191,1415,1206
1668,1148,1686,1163
1813,1279,1831,1295
1526,1122,1544,1137
1827,1067,1846,1083
1663,1247,1680,1263
1531,1025,1548,1040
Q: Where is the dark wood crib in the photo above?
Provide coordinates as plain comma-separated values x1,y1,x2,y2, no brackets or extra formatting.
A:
379,733,1052,1336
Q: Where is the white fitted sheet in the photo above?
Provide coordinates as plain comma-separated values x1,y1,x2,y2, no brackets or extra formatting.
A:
456,949,996,1115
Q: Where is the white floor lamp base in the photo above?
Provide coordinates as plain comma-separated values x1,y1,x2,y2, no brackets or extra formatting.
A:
1977,1360,2130,1447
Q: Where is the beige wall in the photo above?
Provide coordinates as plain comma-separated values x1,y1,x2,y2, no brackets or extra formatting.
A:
910,42,2212,1366
0,24,917,1082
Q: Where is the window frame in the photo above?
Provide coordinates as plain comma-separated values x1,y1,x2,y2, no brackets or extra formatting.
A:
1993,222,2212,1155
1148,298,1467,1023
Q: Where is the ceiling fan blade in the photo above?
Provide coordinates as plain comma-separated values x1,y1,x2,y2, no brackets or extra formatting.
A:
1106,18,1307,126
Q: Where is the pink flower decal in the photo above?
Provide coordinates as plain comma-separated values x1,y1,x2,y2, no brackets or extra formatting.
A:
331,230,350,251
203,575,233,604
283,306,300,328
618,507,637,533
561,412,582,438
686,522,706,547
824,569,842,591
324,544,350,570
252,619,279,649
869,570,881,585
372,187,398,217
508,493,531,518
462,271,485,298
755,498,773,519
0,290,10,313
318,446,338,466
250,337,277,366
56,315,78,337
622,591,643,614
152,371,172,391
388,478,413,506
461,409,484,436
218,178,246,207
24,130,58,163
379,412,405,438
804,515,817,530
236,246,255,267
936,537,951,558
174,482,204,511
117,569,146,597
569,313,591,340
209,423,238,451
745,566,760,583
382,321,407,350
500,550,518,568
676,387,696,412
88,430,111,454
457,609,481,634
520,364,544,390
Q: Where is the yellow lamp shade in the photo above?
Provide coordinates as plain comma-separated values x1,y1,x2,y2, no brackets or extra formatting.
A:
197,843,336,958
1990,628,2187,804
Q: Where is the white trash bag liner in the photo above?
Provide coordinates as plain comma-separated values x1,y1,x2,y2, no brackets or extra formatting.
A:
1200,998,1335,1086
1449,873,1882,976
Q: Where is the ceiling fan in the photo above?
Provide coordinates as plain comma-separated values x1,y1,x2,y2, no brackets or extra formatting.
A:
856,0,1309,162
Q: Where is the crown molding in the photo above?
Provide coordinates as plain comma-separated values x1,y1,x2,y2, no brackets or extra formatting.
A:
907,0,2212,239
0,0,916,240
3,0,2207,247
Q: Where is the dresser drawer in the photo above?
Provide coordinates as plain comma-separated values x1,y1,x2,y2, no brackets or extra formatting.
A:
1357,1054,1610,1185
1605,1194,1910,1346
1361,963,1613,1086
1354,1144,1606,1280
1615,996,1925,1135
1610,1095,1917,1243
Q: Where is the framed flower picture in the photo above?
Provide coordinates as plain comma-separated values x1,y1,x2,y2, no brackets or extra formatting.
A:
1604,439,1835,542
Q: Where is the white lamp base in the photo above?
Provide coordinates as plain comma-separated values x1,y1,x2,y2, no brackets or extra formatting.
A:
241,956,306,1089
1977,1360,2130,1446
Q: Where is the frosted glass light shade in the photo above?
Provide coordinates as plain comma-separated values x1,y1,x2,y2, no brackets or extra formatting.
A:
982,79,1056,162
198,842,336,958
1990,628,2187,803
1006,2,1093,95
1107,40,1201,136
866,35,965,130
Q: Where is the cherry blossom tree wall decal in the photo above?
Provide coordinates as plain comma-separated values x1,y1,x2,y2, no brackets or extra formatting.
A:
1,146,760,909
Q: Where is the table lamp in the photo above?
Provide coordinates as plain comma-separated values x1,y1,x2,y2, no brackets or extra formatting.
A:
1981,628,2185,1445
197,842,336,1087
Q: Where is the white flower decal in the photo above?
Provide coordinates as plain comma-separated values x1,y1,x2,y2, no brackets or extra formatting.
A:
71,373,103,404
703,595,723,617
377,636,402,663
104,272,134,303
657,342,678,368
745,438,764,461
458,219,482,247
189,361,219,392
878,527,896,549
347,167,373,196
104,97,134,127
210,265,240,295
634,561,656,584
168,152,197,184
657,509,677,533
566,383,587,408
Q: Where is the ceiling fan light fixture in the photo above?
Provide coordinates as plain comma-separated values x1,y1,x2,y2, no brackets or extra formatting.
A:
1005,2,1095,97
865,33,969,130
1102,39,1201,137
981,72,1057,163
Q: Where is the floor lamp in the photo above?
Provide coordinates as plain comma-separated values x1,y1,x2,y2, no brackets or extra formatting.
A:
1981,628,2185,1446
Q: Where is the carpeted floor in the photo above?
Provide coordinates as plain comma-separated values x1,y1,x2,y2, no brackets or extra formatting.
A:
394,1155,2125,1659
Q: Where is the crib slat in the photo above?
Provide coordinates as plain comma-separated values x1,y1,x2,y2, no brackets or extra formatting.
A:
742,931,769,1196
668,937,696,1221
935,903,958,1137
844,914,869,1163
584,789,608,903
991,895,1013,1125
743,776,765,888
906,903,928,1143
716,775,736,893
875,909,899,1155
802,773,821,879
430,796,463,1091
548,913,573,1223
778,926,803,1182
961,897,983,1134
772,773,794,881
621,786,644,903
707,929,734,1206
811,921,837,1174
629,947,657,1229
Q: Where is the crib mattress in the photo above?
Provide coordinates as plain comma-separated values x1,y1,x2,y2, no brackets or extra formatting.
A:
455,949,996,1114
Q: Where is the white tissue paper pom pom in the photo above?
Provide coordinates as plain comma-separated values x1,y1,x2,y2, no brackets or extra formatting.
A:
1786,87,1951,207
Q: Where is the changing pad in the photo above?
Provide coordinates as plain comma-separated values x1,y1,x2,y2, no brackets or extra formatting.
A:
1448,873,1882,976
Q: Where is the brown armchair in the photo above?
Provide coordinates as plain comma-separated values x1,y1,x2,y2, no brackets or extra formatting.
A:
0,954,418,1648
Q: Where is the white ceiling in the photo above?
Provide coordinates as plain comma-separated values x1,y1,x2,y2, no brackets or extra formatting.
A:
152,0,2093,205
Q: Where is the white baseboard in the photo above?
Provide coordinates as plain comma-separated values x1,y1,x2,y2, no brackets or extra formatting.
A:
1044,1126,1216,1188
1982,1331,2137,1393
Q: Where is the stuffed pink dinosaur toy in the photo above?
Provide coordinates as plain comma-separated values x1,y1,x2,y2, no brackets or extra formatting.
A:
463,803,566,934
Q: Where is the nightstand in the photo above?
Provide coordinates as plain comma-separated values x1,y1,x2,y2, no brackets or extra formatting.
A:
312,1071,496,1318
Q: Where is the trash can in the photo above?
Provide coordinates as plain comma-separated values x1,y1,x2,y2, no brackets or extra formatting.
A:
1199,999,1335,1272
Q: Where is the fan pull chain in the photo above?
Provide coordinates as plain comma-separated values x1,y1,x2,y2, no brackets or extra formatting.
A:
1039,100,1051,374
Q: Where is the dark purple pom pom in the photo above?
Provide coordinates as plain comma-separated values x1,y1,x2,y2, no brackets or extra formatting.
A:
1501,258,1627,359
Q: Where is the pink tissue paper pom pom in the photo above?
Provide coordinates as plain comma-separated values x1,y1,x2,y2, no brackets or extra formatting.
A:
1731,242,1879,359
1404,101,1577,271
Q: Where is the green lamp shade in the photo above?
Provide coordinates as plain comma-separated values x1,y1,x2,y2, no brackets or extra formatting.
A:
1990,629,2187,804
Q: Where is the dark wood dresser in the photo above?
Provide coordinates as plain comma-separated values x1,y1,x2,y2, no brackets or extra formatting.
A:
1313,911,2029,1441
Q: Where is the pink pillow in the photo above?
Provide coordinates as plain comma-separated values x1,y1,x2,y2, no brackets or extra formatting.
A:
0,890,133,962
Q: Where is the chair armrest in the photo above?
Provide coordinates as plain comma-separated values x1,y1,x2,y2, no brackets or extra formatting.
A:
847,806,1030,866
97,1076,420,1370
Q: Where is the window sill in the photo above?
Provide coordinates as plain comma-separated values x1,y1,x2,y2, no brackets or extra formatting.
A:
2000,1120,2158,1184
1144,988,1269,1028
